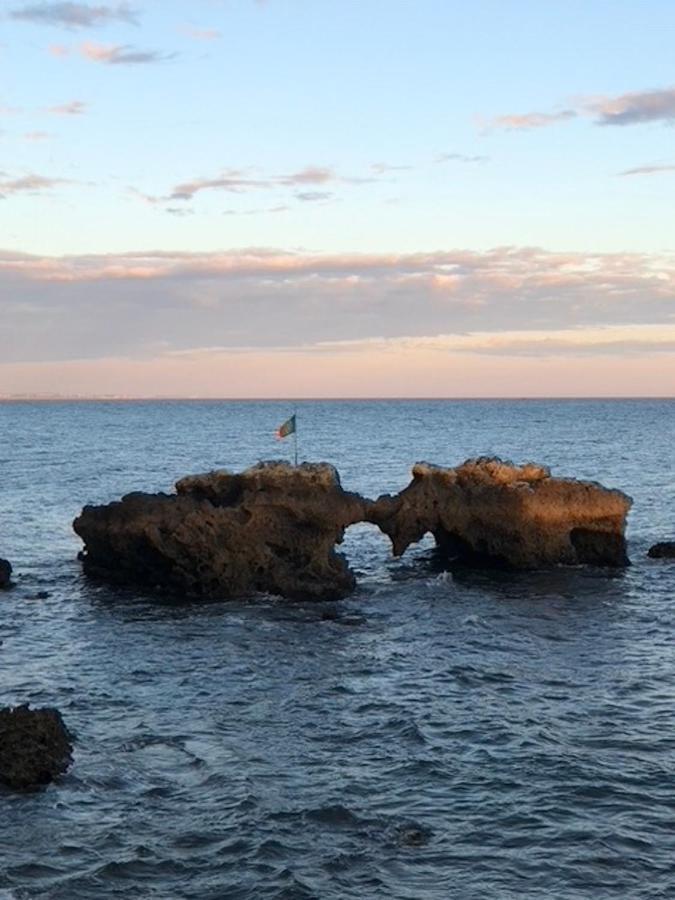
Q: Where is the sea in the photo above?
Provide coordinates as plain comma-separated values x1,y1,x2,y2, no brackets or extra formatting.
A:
1,399,674,900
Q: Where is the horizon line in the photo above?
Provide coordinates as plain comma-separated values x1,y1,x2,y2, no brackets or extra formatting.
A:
2,395,674,403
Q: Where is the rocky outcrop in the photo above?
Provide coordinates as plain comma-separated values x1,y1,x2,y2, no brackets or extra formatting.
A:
0,705,73,791
73,457,632,601
74,462,366,601
367,458,631,569
648,541,675,559
0,558,12,589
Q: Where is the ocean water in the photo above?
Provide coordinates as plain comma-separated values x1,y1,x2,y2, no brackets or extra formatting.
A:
1,399,675,900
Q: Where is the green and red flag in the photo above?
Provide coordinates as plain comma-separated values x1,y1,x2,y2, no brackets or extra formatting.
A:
276,414,296,440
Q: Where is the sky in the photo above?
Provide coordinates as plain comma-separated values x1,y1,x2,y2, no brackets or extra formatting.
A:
1,0,674,397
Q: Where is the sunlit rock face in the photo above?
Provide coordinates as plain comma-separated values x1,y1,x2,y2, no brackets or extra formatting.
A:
0,705,73,791
367,457,631,569
74,462,366,601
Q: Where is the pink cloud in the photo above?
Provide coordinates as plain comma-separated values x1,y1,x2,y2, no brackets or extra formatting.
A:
277,166,335,185
1,247,673,297
1,245,674,399
79,41,174,64
47,99,87,115
486,110,577,131
0,173,69,198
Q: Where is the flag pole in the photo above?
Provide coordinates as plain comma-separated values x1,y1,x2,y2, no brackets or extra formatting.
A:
294,405,298,466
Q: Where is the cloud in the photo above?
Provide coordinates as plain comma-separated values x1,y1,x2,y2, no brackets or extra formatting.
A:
488,86,675,132
295,191,333,202
589,87,675,126
311,324,675,358
222,205,289,216
486,110,577,131
166,171,269,201
370,162,413,174
0,173,69,198
79,42,175,64
24,131,51,140
435,152,489,164
10,2,138,28
277,165,334,185
1,246,673,376
147,164,380,204
179,25,221,41
46,99,87,114
619,163,675,177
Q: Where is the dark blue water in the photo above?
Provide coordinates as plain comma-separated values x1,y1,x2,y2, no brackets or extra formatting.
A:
1,400,675,899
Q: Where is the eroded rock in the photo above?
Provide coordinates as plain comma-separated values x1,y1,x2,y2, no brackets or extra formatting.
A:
0,705,73,791
367,457,631,569
0,558,12,589
73,457,632,601
74,462,365,601
648,541,675,559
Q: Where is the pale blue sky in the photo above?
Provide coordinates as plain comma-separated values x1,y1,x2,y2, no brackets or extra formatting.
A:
1,1,674,395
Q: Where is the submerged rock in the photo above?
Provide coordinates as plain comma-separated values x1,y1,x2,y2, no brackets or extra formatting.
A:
367,457,631,569
648,541,675,559
393,823,433,848
0,705,73,791
74,462,365,601
0,558,12,589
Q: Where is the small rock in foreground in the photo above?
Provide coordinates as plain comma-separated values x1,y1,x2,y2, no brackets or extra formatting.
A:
0,705,73,791
0,558,12,589
648,542,675,559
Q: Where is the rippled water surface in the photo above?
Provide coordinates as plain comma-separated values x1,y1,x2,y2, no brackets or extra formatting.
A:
1,399,675,899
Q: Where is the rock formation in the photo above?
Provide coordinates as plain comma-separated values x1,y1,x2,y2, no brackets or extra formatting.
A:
648,541,675,559
74,462,366,601
0,558,12,589
0,705,73,791
366,458,631,569
73,457,632,601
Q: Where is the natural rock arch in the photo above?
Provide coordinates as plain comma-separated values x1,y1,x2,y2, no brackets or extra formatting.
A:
73,458,632,602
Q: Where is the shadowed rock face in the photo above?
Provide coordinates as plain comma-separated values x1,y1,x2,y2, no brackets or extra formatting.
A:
366,458,631,569
648,542,675,559
0,705,73,791
74,462,366,601
0,558,12,589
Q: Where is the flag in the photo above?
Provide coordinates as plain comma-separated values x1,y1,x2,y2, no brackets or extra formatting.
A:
276,414,296,439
